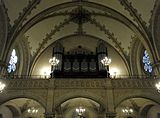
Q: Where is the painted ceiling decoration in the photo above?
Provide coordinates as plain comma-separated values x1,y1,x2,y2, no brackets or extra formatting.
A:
2,0,158,64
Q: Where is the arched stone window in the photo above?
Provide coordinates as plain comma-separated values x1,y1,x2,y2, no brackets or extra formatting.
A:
142,50,152,73
7,49,18,73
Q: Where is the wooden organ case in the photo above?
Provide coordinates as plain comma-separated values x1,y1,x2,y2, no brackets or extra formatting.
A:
51,42,110,78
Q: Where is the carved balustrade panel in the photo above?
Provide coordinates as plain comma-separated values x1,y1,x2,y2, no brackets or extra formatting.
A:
0,77,157,89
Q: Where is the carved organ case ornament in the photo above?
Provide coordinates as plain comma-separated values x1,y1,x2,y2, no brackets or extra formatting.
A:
51,42,109,78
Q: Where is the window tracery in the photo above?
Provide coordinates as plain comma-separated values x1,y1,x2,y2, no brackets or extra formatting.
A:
7,49,18,73
142,50,152,73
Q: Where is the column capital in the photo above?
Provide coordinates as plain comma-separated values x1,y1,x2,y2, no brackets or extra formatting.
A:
44,112,55,118
106,112,116,118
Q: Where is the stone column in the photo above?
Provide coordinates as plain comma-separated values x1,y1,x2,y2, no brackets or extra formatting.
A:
44,112,55,118
45,80,55,118
105,80,116,118
98,114,105,118
106,112,116,118
0,60,7,75
56,114,63,118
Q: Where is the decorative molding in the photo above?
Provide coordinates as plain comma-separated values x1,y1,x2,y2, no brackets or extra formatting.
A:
29,18,72,75
11,0,41,33
4,0,41,64
88,18,131,75
5,79,49,89
54,79,106,88
89,18,127,57
0,78,156,89
149,0,158,30
111,79,155,88
118,0,148,32
118,0,159,63
13,1,146,48
0,0,11,31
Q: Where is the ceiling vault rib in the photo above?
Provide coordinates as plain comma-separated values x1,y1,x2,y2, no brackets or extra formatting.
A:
0,0,10,62
8,1,148,54
12,1,146,42
118,0,148,33
29,18,72,76
118,0,158,62
0,0,10,31
4,0,41,61
150,0,160,60
4,1,156,74
89,18,131,75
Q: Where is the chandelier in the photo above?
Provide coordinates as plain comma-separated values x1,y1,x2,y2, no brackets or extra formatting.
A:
101,56,111,67
0,81,6,93
27,107,38,114
155,81,160,93
49,57,59,66
122,107,133,115
76,107,85,116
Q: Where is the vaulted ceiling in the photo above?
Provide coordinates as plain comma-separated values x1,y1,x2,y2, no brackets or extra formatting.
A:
1,0,158,77
3,0,156,57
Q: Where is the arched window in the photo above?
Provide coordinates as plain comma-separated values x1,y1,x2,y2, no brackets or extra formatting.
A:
7,49,18,73
142,50,152,73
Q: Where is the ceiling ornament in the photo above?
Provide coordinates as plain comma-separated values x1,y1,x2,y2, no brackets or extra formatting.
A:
70,7,91,34
70,7,91,24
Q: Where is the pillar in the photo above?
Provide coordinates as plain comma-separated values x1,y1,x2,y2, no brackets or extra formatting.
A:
0,60,7,75
44,112,55,118
45,79,56,118
98,114,105,118
105,80,116,118
56,114,63,118
106,112,116,118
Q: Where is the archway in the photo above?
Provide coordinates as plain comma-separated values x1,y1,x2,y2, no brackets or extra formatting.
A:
115,97,160,118
0,98,45,118
56,97,105,118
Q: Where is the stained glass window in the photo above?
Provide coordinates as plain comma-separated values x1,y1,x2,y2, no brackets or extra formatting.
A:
142,50,152,73
7,49,18,73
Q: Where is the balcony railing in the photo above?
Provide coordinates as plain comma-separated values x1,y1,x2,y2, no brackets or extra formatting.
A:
0,75,158,89
0,74,158,79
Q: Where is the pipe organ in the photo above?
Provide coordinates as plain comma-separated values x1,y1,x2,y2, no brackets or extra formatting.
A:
51,42,110,78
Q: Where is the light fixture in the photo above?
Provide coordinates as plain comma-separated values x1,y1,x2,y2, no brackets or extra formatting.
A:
76,107,85,116
101,56,111,78
49,57,59,66
155,81,160,93
0,81,6,93
49,57,60,78
27,107,38,114
101,56,111,67
122,107,133,115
